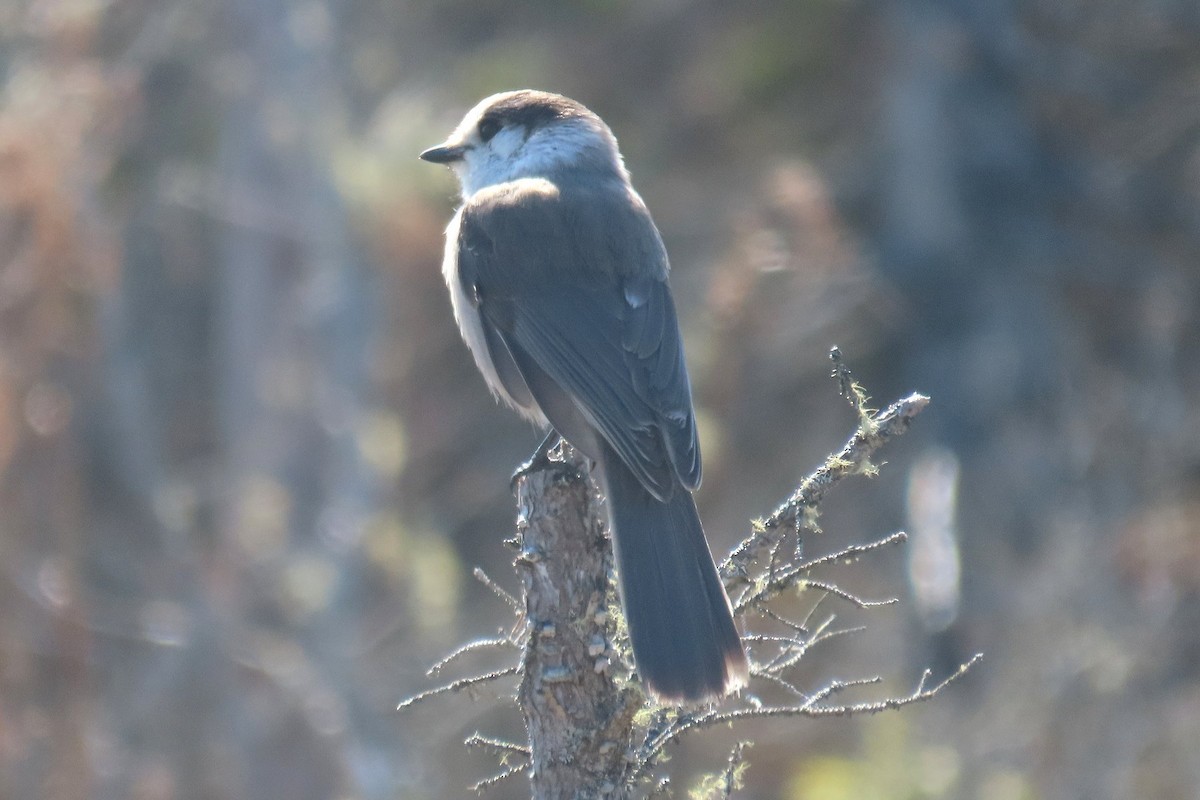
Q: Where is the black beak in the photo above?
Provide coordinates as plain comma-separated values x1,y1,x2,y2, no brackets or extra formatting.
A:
419,143,467,164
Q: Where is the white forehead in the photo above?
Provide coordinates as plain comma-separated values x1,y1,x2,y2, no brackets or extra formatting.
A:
453,91,525,135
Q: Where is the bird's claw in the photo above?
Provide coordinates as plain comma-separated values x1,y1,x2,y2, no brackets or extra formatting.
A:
511,432,563,490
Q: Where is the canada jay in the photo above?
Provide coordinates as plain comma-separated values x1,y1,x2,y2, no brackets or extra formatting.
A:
421,90,748,702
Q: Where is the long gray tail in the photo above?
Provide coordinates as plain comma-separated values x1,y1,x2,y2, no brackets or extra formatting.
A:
599,446,748,702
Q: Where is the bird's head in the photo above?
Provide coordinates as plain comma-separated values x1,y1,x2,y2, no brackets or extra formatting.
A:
420,90,626,198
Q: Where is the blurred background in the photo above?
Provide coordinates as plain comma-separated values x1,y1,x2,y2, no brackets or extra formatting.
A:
2,0,1198,797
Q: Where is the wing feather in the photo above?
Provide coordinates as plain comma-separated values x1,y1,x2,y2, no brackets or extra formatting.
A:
458,178,702,497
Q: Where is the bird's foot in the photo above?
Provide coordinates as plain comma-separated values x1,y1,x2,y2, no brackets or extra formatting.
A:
511,432,564,490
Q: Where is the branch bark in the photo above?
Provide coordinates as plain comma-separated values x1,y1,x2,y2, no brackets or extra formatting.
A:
514,451,638,799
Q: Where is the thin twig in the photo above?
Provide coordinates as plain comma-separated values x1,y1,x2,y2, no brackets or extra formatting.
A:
694,654,981,730
397,665,520,711
729,531,907,616
472,762,528,794
791,531,909,573
762,625,867,675
464,733,531,758
755,605,810,635
802,676,883,708
474,567,522,613
802,623,867,651
746,670,808,698
427,637,518,676
638,712,693,773
743,632,807,647
734,560,900,614
799,580,898,610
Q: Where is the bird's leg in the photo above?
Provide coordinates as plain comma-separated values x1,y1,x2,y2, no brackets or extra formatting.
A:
511,430,563,488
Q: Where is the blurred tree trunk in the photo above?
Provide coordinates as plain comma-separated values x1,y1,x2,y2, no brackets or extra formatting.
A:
86,1,384,796
858,2,1200,795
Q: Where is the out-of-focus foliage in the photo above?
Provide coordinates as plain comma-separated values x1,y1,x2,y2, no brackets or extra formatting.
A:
0,0,1197,798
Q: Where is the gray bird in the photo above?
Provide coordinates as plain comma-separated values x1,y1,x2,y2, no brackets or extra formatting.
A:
421,90,748,702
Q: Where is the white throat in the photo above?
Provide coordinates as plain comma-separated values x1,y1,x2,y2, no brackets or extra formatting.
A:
455,121,623,199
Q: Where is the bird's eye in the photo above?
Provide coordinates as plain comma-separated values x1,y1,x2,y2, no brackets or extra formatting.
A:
478,117,502,143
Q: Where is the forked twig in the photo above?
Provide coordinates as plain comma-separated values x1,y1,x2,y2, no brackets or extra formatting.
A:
633,655,982,779
722,350,929,579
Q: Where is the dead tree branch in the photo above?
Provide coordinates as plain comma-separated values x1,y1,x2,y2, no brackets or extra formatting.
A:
513,455,640,799
402,352,980,798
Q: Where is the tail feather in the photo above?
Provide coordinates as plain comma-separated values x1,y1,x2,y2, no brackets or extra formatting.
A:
600,446,748,702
